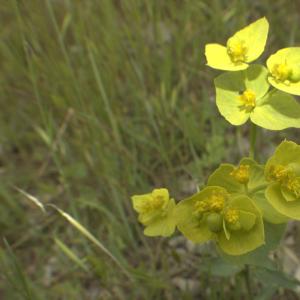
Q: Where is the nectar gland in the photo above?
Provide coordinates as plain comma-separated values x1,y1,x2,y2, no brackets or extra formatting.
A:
268,164,290,184
271,63,291,83
227,37,247,63
209,191,226,211
230,164,250,184
194,200,210,216
286,177,300,199
193,190,226,217
225,209,239,224
139,194,165,214
269,165,300,198
239,89,256,111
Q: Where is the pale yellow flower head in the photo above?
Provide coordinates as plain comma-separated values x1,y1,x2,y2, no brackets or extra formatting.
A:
131,188,176,237
267,47,300,95
205,17,269,71
230,164,250,184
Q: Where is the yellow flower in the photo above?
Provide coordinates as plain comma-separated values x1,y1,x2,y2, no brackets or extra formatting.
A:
175,186,264,255
265,141,300,219
225,209,239,224
131,188,176,237
230,164,250,184
286,177,300,199
214,64,300,130
205,17,269,71
267,47,300,95
239,90,256,111
207,158,288,224
193,190,226,219
268,164,291,184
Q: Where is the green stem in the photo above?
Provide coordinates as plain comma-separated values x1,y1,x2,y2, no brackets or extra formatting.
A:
248,183,269,196
244,183,248,194
267,87,277,97
249,123,257,159
244,265,253,299
243,122,258,299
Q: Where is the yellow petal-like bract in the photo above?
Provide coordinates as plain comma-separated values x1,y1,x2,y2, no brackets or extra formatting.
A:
175,186,264,255
265,141,300,219
267,47,300,95
131,188,176,237
205,17,269,71
205,44,248,71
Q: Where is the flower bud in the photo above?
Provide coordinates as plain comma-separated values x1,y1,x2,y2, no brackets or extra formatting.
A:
290,67,300,83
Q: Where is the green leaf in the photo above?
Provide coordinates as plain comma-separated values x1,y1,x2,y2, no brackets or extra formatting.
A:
263,221,286,250
55,237,88,271
250,91,300,130
201,257,243,277
48,204,131,279
254,268,299,290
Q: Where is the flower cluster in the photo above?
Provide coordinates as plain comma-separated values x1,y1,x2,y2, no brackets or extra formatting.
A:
131,141,300,255
131,17,300,257
206,17,300,130
174,186,264,255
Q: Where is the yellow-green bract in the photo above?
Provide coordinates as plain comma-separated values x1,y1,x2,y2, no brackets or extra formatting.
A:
131,188,176,237
207,158,288,224
265,141,300,220
174,186,264,255
267,48,300,96
205,17,269,71
214,64,300,130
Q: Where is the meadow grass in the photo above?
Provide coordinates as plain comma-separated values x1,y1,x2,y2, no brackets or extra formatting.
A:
0,0,300,299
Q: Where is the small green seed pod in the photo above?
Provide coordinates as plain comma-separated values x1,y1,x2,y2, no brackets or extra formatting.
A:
290,68,300,82
206,213,223,233
227,221,242,231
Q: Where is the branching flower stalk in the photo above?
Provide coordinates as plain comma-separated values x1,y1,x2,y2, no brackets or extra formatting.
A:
131,16,300,295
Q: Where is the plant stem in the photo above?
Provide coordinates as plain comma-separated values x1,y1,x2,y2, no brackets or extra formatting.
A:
244,265,253,299
243,123,258,298
249,123,257,159
248,183,269,196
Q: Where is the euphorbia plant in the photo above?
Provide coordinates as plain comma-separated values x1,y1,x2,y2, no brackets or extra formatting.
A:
131,17,300,295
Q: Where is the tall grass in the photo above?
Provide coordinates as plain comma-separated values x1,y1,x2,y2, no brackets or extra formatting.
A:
0,0,300,298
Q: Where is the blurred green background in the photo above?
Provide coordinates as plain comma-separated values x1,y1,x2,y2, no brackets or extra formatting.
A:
1,0,300,299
